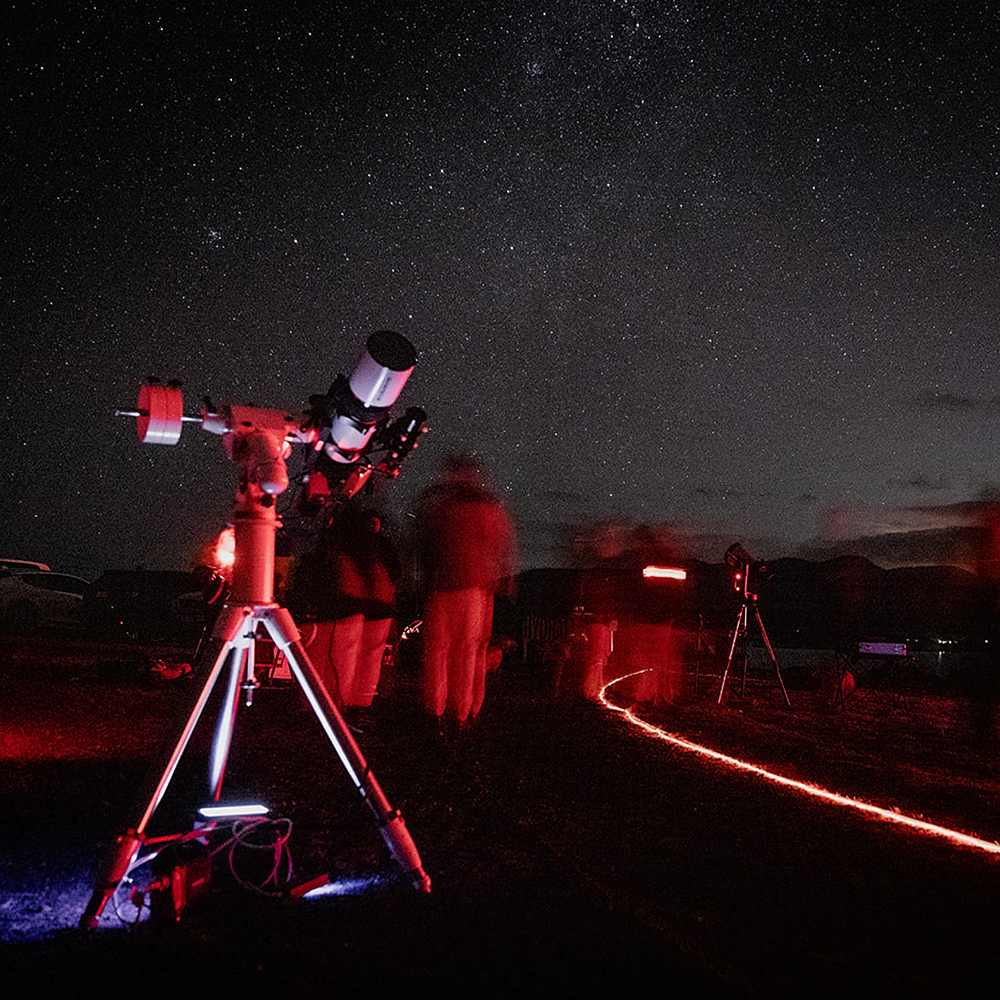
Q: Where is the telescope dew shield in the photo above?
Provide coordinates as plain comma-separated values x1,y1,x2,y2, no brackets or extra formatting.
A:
724,542,755,570
350,330,417,407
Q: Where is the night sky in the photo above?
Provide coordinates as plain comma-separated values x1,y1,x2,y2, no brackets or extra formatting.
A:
4,3,1000,580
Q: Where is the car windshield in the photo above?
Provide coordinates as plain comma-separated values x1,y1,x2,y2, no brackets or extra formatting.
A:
23,573,88,596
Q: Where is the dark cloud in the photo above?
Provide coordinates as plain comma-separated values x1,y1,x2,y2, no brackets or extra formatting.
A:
690,486,739,502
539,488,587,507
897,474,954,494
915,391,980,412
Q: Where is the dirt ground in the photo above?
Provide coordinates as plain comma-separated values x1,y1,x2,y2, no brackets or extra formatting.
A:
4,639,1000,998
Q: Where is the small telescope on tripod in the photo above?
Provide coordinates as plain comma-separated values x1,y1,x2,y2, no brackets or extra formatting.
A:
717,542,790,706
81,331,431,930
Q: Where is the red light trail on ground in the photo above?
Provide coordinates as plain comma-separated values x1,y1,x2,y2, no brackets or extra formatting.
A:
600,671,1000,856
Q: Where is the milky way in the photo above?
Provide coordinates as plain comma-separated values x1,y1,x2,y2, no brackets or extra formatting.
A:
4,3,1000,577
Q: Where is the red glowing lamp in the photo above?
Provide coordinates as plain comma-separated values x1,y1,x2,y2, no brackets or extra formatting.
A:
642,566,687,581
215,526,236,571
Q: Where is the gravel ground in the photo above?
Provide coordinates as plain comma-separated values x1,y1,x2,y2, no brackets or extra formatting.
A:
4,639,1000,998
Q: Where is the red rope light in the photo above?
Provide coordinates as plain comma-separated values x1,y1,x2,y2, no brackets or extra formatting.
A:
600,671,1000,856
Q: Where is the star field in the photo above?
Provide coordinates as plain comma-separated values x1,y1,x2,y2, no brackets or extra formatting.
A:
4,2,1000,577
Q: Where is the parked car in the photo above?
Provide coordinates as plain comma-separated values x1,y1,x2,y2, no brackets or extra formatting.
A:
82,569,217,641
0,570,90,632
0,559,52,574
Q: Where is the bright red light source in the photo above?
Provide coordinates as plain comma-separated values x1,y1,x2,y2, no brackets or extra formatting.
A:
642,566,687,581
215,526,236,570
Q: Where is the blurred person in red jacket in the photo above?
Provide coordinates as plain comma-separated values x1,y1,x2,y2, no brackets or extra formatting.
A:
412,454,516,731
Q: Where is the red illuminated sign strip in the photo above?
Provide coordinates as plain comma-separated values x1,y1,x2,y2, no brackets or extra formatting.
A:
642,566,687,580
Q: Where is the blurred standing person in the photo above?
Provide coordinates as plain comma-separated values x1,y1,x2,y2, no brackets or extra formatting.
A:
351,508,402,712
413,454,516,731
614,527,688,708
970,501,1000,745
576,568,618,701
292,504,400,716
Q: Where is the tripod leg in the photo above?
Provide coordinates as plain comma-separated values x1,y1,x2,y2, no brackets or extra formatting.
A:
718,606,746,704
260,606,431,893
80,606,251,929
694,615,703,694
753,606,791,706
741,627,749,696
209,641,250,800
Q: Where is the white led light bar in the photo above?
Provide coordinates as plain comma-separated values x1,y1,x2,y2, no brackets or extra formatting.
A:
198,803,269,819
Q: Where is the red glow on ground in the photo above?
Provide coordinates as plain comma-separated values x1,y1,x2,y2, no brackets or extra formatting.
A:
600,670,1000,856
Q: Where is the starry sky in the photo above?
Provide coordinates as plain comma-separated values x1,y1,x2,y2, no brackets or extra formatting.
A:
4,2,1000,580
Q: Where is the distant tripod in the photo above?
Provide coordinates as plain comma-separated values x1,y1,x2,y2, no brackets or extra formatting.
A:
81,408,430,929
717,563,790,706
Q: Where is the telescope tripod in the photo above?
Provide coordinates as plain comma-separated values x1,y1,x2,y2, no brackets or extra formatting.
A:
81,420,430,930
717,593,791,706
81,596,430,928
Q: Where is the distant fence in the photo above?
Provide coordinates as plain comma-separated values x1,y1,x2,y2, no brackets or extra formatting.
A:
520,615,570,659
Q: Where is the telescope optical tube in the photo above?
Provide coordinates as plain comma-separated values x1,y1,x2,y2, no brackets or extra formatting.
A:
325,331,417,463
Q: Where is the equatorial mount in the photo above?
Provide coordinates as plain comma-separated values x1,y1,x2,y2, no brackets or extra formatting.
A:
117,331,428,510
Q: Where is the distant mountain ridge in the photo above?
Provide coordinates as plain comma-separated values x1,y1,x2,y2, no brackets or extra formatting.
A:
757,555,988,649
515,555,993,650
